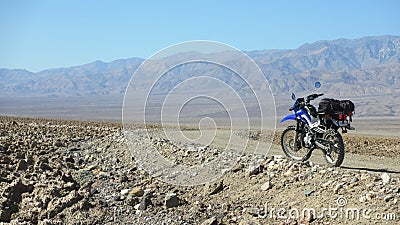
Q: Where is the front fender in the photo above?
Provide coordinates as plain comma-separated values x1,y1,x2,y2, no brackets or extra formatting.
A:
280,114,297,123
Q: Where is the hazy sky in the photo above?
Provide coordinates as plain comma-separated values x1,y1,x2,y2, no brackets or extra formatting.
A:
1,0,399,72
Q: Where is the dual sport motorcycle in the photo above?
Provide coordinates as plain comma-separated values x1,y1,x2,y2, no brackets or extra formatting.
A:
280,82,355,167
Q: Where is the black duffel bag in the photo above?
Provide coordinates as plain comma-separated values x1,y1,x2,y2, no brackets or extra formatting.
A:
331,99,342,112
318,98,331,113
318,98,343,114
339,100,355,113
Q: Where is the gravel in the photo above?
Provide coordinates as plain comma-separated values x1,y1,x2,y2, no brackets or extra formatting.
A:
0,116,399,224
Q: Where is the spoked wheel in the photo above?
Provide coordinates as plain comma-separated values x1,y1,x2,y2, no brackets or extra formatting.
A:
322,129,345,167
281,126,311,161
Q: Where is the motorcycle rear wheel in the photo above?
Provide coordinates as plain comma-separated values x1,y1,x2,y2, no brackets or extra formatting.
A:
322,129,345,167
281,126,311,161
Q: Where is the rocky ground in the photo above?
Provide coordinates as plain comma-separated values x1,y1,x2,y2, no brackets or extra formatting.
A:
0,116,399,224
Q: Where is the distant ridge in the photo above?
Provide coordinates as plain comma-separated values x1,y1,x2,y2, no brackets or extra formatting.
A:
1,35,399,98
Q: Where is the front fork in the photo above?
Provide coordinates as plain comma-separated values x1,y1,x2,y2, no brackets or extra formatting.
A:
293,119,301,150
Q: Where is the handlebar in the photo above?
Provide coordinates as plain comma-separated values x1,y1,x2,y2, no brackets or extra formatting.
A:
307,93,324,102
315,93,324,97
290,93,324,111
311,93,324,98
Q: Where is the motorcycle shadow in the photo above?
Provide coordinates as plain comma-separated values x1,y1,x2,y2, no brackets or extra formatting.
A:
341,166,400,175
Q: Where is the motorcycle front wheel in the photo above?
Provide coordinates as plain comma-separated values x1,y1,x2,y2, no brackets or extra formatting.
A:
281,126,311,161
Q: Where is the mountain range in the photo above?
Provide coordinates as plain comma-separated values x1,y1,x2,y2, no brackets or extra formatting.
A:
1,35,399,117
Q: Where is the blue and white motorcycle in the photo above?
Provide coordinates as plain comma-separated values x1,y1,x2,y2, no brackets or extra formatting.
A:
280,82,354,167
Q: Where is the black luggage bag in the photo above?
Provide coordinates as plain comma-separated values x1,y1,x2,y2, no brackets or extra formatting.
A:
318,98,342,114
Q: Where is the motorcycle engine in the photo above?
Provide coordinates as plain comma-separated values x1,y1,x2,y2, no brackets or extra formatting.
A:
303,132,313,147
